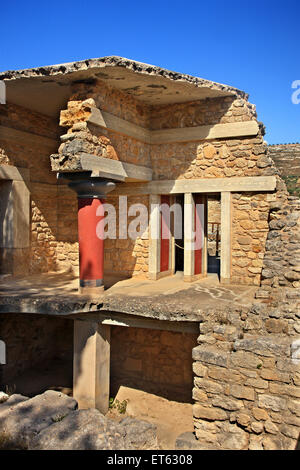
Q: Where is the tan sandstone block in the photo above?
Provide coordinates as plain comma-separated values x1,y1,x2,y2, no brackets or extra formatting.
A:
193,404,227,421
252,407,269,421
203,144,216,159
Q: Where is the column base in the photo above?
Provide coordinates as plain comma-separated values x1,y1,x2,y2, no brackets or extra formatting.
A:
79,279,104,295
79,286,105,295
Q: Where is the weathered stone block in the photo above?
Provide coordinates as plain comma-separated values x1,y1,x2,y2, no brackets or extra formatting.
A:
230,384,255,401
207,366,242,384
269,382,300,399
258,394,286,412
0,391,77,449
193,404,227,421
265,318,288,334
192,346,229,368
194,377,223,394
236,413,251,427
233,337,290,358
230,350,260,369
260,368,290,383
251,421,264,434
264,420,278,434
192,362,207,377
192,388,208,403
218,422,249,450
211,396,244,411
252,407,269,421
244,377,268,389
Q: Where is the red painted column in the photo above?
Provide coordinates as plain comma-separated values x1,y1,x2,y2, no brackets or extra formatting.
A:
78,198,105,292
194,194,207,276
67,176,116,294
160,195,170,273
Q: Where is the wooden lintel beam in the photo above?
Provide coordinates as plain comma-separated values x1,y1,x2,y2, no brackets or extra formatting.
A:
80,153,153,182
87,108,259,144
112,176,277,196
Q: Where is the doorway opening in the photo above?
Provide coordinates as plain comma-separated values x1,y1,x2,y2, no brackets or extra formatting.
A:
207,194,221,278
174,194,184,273
0,180,12,275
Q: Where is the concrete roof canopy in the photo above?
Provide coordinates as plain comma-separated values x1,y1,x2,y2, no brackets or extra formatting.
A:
0,56,247,118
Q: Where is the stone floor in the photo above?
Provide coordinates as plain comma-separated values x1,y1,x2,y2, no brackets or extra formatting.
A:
0,271,257,320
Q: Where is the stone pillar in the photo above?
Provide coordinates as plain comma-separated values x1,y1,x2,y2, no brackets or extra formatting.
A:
148,194,161,280
73,320,111,414
68,176,115,294
184,193,195,281
220,191,232,283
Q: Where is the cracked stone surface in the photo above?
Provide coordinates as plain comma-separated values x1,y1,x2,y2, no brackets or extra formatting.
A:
0,391,158,450
0,272,256,321
0,56,247,117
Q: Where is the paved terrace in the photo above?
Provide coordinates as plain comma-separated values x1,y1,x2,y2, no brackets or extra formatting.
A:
0,272,257,324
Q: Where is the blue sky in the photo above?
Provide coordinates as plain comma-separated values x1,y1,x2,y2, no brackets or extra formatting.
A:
1,0,299,144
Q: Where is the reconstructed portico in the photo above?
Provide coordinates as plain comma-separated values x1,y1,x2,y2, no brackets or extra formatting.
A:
1,57,299,450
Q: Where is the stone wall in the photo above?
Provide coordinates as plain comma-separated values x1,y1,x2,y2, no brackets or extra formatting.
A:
104,194,149,277
0,82,280,284
192,181,300,450
51,84,273,284
0,103,61,274
111,326,198,403
0,313,73,389
231,192,270,286
261,182,300,288
192,288,300,450
268,143,300,177
268,143,300,198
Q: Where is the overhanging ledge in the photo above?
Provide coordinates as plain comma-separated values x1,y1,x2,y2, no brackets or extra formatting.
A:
112,175,277,196
51,153,153,182
88,107,259,144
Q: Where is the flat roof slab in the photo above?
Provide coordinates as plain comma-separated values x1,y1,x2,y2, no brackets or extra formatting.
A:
0,56,247,118
0,272,256,322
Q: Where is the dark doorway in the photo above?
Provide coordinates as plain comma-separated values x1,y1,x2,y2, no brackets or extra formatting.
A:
207,195,221,278
174,194,184,272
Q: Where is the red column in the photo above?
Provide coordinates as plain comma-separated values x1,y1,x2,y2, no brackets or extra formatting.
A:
78,198,105,293
67,176,116,294
160,195,170,273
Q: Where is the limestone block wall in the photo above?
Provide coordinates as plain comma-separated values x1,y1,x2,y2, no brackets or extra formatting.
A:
192,288,300,450
110,326,198,402
149,96,256,129
0,82,277,281
58,80,152,168
55,185,79,274
0,103,61,274
261,185,300,288
52,82,275,283
55,81,266,184
207,198,221,224
268,143,300,176
0,313,73,389
104,194,149,277
231,192,270,286
192,184,300,450
268,143,300,198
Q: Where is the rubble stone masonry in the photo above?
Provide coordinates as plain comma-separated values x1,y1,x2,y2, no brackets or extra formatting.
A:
192,181,300,450
0,103,60,274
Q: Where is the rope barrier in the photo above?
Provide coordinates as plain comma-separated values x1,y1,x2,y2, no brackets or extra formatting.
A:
174,242,184,250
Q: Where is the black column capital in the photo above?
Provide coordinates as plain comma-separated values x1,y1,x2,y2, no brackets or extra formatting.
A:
58,172,116,198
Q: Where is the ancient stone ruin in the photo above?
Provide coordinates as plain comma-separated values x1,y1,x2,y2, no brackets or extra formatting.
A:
0,57,299,450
